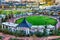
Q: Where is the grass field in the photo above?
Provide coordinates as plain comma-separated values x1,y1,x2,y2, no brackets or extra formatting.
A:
15,16,57,26
0,10,33,15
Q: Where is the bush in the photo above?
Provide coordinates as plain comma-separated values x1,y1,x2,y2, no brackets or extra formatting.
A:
0,36,2,39
9,38,19,40
52,38,60,40
0,36,3,40
34,31,43,37
56,28,60,36
49,30,55,36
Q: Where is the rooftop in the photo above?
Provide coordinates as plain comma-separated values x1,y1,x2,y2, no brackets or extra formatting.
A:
2,22,18,27
17,18,32,28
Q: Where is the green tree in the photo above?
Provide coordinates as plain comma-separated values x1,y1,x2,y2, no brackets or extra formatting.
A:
34,31,43,37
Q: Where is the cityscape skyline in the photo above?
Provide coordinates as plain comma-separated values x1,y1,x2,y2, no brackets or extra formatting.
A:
5,0,36,2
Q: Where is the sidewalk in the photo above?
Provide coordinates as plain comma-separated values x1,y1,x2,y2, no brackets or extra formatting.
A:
0,32,60,40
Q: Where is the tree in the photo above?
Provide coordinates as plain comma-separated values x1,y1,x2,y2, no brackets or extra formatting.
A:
0,10,2,14
34,31,43,37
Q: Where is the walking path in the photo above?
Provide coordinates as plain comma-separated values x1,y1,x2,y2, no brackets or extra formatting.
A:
0,32,60,40
3,37,10,40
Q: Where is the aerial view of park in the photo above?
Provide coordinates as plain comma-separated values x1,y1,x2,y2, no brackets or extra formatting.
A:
0,0,60,40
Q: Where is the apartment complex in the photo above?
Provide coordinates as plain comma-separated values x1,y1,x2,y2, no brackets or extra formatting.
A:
0,0,56,9
0,0,5,3
5,0,36,2
55,0,60,4
5,0,55,5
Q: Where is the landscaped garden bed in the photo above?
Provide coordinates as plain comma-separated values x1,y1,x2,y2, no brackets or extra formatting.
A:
0,36,4,40
52,38,60,40
9,38,19,40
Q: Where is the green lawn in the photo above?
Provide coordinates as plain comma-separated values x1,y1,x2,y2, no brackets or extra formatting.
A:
0,10,33,15
15,16,57,26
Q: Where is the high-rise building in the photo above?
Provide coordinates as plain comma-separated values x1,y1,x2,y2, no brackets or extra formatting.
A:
0,0,1,5
5,0,36,2
5,0,14,2
0,0,5,5
55,0,60,4
39,0,55,5
39,0,55,9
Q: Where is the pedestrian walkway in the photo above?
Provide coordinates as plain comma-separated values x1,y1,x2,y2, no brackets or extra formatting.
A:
0,32,60,40
3,36,10,40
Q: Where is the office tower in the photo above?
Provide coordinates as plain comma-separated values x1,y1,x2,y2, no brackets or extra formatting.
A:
39,0,55,5
0,0,1,5
0,0,5,5
55,0,60,4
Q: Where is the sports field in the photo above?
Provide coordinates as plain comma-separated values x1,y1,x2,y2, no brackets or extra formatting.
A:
16,16,57,26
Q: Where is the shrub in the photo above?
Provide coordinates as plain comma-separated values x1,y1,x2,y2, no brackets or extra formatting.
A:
0,36,2,39
9,38,19,40
34,31,43,37
56,28,60,36
49,30,55,35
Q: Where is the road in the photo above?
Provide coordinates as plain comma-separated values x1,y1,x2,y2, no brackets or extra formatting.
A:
0,32,60,40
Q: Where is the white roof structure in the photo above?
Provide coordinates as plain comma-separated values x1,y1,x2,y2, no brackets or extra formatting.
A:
32,26,38,28
31,25,55,29
47,25,55,29
32,25,45,29
2,22,18,27
0,15,5,18
38,25,45,29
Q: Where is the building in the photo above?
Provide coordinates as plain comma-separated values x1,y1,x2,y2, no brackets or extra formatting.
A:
0,0,5,2
0,0,1,5
55,0,60,4
39,0,55,9
39,0,55,5
0,0,5,5
2,17,55,35
5,0,35,2
17,18,32,28
2,18,32,34
5,0,15,2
